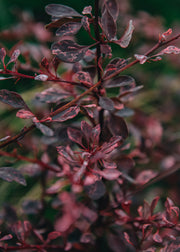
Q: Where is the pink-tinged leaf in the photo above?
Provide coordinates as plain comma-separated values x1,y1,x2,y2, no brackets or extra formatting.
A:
134,54,148,64
34,122,54,137
51,40,89,63
0,48,6,64
91,124,101,145
0,167,26,186
16,109,34,119
74,71,93,87
81,16,90,32
67,127,83,146
98,169,121,180
80,233,95,244
34,74,48,81
36,87,69,104
101,136,122,154
153,230,163,243
109,114,128,139
101,7,116,40
0,234,13,242
157,46,180,56
135,170,158,185
159,28,172,42
0,76,15,80
7,49,20,65
104,75,135,88
47,231,61,241
56,22,82,37
82,6,92,15
102,159,117,169
124,232,133,246
150,196,160,215
0,89,28,109
52,105,80,122
115,20,134,48
99,96,114,111
45,4,82,18
41,57,49,70
103,58,128,79
104,0,119,21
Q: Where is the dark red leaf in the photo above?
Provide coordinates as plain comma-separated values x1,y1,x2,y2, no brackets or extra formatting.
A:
82,6,92,15
0,89,29,109
16,109,34,119
104,0,119,21
114,20,134,48
134,54,148,64
74,71,93,87
91,124,101,145
36,87,69,104
81,120,93,141
103,58,128,79
150,196,160,215
153,230,163,243
41,57,49,70
109,114,128,139
101,7,116,40
67,127,83,146
99,96,114,111
84,180,106,200
52,105,80,122
47,231,61,241
0,167,26,186
57,146,76,163
51,40,89,63
81,16,90,32
56,22,82,37
0,48,6,65
34,122,54,137
45,4,82,18
104,75,135,88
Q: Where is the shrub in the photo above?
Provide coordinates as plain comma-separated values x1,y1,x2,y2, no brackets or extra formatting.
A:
0,0,180,251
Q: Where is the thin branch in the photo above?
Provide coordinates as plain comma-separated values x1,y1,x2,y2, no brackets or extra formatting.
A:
105,32,180,81
0,150,60,172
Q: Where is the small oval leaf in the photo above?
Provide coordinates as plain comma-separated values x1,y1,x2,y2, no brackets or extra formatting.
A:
56,22,82,37
51,40,89,63
45,4,82,18
0,89,28,109
109,114,128,139
52,105,80,122
99,96,114,111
